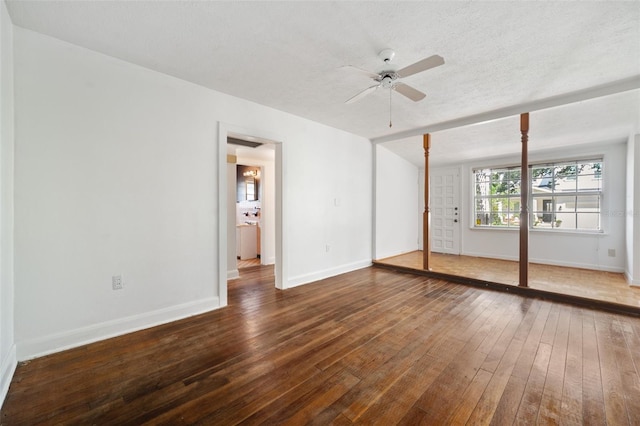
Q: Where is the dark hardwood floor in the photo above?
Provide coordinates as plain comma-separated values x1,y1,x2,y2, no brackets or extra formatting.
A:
2,265,640,424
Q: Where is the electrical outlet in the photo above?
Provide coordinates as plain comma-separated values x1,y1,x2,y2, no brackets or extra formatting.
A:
608,249,616,257
112,275,123,290
325,244,331,252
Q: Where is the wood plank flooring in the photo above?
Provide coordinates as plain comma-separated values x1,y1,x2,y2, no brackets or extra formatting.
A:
2,265,640,424
237,258,261,269
376,251,640,308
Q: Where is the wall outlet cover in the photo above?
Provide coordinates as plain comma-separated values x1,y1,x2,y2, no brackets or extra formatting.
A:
112,275,123,290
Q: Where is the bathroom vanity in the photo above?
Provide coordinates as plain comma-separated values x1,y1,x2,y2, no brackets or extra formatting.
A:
236,223,260,260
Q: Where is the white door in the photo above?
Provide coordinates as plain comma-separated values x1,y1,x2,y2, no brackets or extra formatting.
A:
430,168,460,254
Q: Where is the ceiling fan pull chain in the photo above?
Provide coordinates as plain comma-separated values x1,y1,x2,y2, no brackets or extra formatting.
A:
389,88,393,128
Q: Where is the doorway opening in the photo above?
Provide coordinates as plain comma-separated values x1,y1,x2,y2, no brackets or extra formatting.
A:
218,124,286,307
235,162,264,270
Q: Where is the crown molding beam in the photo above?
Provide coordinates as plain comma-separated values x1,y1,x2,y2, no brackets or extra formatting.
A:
370,75,640,144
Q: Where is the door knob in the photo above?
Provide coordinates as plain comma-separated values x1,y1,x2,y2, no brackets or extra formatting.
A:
454,219,458,223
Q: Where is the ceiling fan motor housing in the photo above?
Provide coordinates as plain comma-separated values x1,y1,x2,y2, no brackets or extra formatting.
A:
380,75,395,88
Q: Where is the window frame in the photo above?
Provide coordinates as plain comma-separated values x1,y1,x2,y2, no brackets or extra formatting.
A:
473,165,522,229
471,158,604,233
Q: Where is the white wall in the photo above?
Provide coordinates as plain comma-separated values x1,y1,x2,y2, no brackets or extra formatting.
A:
458,141,627,272
626,134,640,285
14,28,372,359
374,144,419,259
0,0,15,409
283,126,372,287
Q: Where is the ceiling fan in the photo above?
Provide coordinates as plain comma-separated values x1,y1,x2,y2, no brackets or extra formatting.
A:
344,49,444,105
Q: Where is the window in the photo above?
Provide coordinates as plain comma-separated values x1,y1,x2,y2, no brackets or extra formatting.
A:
473,159,603,231
531,160,602,231
474,167,521,228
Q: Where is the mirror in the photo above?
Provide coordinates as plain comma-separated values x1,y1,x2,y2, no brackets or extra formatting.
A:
246,179,256,201
237,165,260,202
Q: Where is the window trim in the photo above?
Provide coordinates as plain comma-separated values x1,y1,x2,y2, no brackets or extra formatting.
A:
471,157,604,233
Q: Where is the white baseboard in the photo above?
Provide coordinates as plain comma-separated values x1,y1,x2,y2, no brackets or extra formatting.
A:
287,260,372,289
625,271,640,286
462,251,625,273
1,344,17,410
262,256,276,265
17,297,221,361
228,269,240,280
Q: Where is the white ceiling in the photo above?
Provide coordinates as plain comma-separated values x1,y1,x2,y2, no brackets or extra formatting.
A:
6,1,640,164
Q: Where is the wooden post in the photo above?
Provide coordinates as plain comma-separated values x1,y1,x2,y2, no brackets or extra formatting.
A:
519,113,529,287
423,134,432,271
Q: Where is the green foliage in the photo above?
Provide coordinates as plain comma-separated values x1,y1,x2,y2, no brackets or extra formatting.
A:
476,161,602,194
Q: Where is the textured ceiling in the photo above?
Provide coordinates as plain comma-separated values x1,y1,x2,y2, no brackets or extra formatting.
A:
6,1,640,156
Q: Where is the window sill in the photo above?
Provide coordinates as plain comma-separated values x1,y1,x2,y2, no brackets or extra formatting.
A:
531,227,606,236
470,226,607,236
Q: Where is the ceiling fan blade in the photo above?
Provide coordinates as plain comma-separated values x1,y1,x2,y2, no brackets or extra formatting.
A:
341,65,380,79
396,55,445,78
393,82,426,102
345,84,379,104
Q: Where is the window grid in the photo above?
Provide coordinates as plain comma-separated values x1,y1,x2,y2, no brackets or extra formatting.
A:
474,166,521,228
473,159,602,231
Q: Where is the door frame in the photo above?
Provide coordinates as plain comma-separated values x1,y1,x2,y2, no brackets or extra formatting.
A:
217,122,287,307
